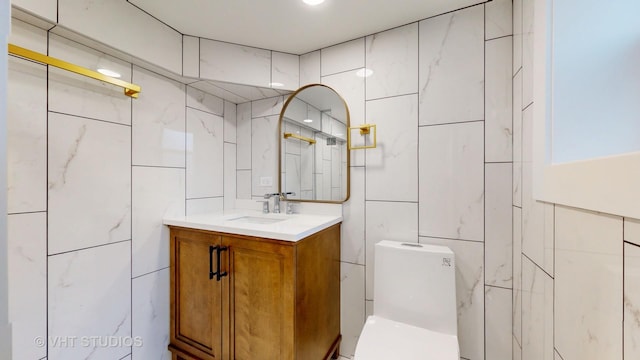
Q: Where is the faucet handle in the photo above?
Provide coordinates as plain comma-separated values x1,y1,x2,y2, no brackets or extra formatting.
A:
280,192,296,200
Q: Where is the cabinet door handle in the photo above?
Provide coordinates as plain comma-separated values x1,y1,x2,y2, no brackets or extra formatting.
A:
216,246,228,281
209,245,218,280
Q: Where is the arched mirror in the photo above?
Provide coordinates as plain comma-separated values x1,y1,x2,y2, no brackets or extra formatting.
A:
278,84,350,203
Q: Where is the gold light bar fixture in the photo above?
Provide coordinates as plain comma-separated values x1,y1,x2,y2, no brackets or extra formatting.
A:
348,123,376,150
284,132,316,145
8,44,141,98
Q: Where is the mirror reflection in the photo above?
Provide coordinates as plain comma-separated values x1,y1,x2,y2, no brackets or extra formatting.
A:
279,84,350,203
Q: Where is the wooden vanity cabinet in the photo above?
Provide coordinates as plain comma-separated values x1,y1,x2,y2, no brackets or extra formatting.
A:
168,224,341,360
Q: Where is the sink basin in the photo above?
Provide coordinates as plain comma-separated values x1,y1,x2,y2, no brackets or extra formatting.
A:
226,216,287,224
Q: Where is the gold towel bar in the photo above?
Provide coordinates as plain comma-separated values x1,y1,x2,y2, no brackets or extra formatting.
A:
284,132,316,145
8,43,141,98
348,124,377,150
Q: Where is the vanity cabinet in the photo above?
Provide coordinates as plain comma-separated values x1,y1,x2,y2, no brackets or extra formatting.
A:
168,224,341,360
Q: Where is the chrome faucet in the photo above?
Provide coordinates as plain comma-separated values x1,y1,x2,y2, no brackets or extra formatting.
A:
264,192,296,213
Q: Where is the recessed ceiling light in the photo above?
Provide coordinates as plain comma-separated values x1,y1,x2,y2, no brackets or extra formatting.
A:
303,0,325,5
303,119,314,123
356,68,373,78
97,68,121,78
270,82,284,87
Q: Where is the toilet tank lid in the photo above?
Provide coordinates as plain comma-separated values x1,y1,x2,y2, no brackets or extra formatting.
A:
377,240,453,255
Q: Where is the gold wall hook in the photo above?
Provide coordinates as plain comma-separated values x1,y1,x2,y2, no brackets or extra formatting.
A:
8,43,141,98
348,123,376,150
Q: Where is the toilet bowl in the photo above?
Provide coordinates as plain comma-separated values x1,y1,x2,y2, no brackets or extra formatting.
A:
354,241,459,360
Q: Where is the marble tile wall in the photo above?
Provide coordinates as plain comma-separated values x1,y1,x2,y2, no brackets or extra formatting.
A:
236,2,513,359
7,19,234,359
513,1,640,359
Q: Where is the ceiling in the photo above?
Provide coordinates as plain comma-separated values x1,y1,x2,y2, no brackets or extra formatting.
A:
128,0,485,55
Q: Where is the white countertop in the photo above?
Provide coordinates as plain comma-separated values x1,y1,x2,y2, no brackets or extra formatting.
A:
163,210,342,242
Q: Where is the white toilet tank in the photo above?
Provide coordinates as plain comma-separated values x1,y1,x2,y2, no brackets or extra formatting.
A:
373,241,457,336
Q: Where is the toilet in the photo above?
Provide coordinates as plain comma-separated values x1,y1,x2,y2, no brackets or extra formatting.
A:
354,241,459,359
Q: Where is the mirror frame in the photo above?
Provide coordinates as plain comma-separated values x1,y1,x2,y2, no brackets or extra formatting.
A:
278,83,351,203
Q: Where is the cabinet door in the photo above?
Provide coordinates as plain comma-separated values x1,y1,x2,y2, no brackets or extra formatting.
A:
222,236,295,360
170,229,223,360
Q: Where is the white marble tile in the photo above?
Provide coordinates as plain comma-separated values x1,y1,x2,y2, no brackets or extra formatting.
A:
321,38,365,76
48,34,132,125
625,243,640,359
419,6,484,125
132,268,171,360
300,128,314,193
132,166,185,278
419,122,484,241
300,50,320,86
341,167,365,265
251,115,280,197
200,38,271,87
252,96,284,119
12,0,57,22
190,80,250,104
284,154,301,199
486,163,513,288
48,241,131,360
522,0,534,106
554,206,623,360
521,256,553,360
48,112,131,254
186,197,224,216
186,86,223,116
340,262,365,358
513,0,523,74
236,102,252,170
224,143,237,210
513,71,523,207
132,66,186,168
365,94,418,202
183,35,199,78
419,237,484,360
9,18,48,53
271,52,299,91
58,0,182,73
236,170,252,199
365,201,418,300
186,108,224,199
224,100,237,143
513,207,523,345
321,70,365,166
485,37,513,162
486,286,513,360
7,57,47,214
8,212,46,360
625,218,640,246
365,300,373,319
365,23,418,100
514,337,522,360
486,0,513,39
521,105,554,275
